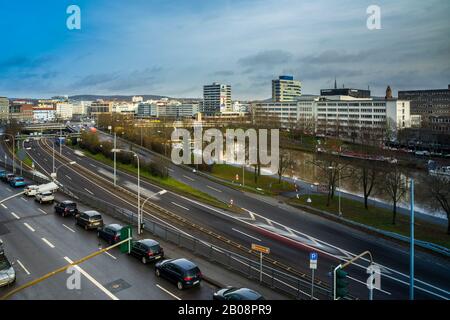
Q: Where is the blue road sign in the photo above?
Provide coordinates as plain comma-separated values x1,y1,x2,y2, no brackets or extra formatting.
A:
310,252,318,261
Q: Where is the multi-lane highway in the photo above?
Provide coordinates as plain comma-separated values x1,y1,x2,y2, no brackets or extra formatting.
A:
13,133,449,300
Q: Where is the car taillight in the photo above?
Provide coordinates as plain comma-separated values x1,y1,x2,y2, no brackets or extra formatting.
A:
198,272,202,278
114,235,119,241
64,208,69,212
184,276,193,281
148,251,153,257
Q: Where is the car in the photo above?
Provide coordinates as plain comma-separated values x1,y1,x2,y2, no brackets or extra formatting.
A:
0,255,16,288
129,239,164,264
0,170,6,179
3,173,15,183
54,200,78,217
76,210,104,230
9,177,26,188
155,258,202,290
213,287,265,300
97,224,123,244
24,185,39,196
35,191,55,204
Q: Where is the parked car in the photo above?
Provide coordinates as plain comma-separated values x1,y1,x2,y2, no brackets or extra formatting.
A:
35,191,55,204
213,287,265,300
54,200,78,217
0,254,16,288
129,239,164,264
155,258,202,290
97,224,123,244
0,170,6,179
10,177,26,188
3,174,15,183
24,185,39,196
76,211,104,230
24,182,59,197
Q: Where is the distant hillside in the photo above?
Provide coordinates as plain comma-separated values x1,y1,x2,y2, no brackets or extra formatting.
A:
69,94,202,102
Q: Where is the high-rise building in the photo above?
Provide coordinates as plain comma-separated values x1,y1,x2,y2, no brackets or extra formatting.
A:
272,75,302,102
203,83,231,115
0,97,9,121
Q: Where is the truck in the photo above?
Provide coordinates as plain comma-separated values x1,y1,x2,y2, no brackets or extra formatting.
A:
24,181,59,197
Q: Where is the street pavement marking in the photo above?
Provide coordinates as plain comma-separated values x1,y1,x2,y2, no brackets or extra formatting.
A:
156,284,181,300
182,175,195,181
207,185,222,193
38,208,47,215
6,188,12,192
167,168,174,172
23,223,35,232
105,252,117,260
16,260,31,275
10,212,20,220
1,203,7,209
21,197,28,202
64,256,119,300
232,228,261,242
89,164,97,168
171,202,190,211
84,188,94,195
65,175,72,180
41,238,55,248
62,224,76,233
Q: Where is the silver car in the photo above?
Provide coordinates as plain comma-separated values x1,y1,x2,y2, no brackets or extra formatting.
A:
0,255,16,287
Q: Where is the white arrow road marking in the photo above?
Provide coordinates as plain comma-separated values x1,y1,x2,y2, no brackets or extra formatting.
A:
64,256,119,300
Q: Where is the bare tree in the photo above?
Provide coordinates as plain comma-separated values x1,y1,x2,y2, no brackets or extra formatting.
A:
277,150,293,184
425,175,450,234
382,164,408,225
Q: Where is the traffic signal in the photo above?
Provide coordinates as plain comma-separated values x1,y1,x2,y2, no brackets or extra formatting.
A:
335,268,349,298
120,226,133,254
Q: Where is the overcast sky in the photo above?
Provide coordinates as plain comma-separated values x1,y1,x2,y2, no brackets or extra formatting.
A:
0,0,449,100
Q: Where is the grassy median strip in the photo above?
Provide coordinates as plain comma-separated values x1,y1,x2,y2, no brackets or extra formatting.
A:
72,146,238,212
289,194,450,249
207,163,294,196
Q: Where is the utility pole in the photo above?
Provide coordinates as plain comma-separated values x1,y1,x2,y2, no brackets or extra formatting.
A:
410,178,415,300
113,132,117,187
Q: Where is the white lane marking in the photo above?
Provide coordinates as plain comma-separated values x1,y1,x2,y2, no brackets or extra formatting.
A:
41,238,55,248
65,175,72,180
167,168,174,172
232,228,261,242
16,260,31,275
23,223,35,232
6,188,12,192
89,164,97,168
285,227,296,236
21,197,28,202
105,251,117,260
44,158,48,162
207,185,222,193
182,175,195,181
38,208,47,215
10,212,20,220
64,256,119,300
265,218,273,226
241,208,256,221
1,203,7,209
156,284,181,300
171,202,190,211
84,188,94,195
62,224,76,233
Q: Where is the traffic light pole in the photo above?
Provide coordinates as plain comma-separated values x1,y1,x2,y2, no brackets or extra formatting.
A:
333,264,341,300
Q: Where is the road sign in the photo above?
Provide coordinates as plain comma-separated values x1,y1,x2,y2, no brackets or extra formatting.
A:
252,244,270,254
120,226,133,254
309,252,318,269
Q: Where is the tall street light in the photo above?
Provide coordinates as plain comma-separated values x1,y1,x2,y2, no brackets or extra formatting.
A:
112,148,141,234
2,133,16,174
140,189,167,229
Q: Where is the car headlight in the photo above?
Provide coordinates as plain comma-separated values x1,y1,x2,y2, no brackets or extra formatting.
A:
7,268,15,279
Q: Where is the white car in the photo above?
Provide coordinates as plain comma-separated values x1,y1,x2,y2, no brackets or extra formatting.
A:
24,185,39,196
35,191,55,204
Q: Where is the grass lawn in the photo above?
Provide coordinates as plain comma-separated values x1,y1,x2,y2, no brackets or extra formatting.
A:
290,194,450,249
209,164,295,195
73,146,238,212
15,149,33,167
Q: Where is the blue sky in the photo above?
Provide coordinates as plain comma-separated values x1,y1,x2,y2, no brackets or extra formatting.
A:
0,0,449,99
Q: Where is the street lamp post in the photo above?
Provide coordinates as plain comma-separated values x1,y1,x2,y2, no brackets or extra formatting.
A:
139,190,167,229
112,148,141,234
3,133,16,174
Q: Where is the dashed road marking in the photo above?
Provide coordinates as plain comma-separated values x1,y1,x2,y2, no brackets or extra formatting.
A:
38,208,47,215
171,202,190,211
105,252,117,260
21,197,28,202
10,212,20,220
1,204,7,209
156,284,181,300
232,228,261,242
84,188,94,195
182,175,195,181
62,224,76,233
23,223,35,232
65,175,72,180
41,238,55,248
16,260,31,275
207,185,222,193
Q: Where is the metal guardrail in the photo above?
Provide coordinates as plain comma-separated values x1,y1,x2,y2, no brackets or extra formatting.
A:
60,185,331,300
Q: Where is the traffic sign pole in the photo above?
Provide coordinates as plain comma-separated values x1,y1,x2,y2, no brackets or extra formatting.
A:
311,268,315,300
309,252,318,300
259,252,263,283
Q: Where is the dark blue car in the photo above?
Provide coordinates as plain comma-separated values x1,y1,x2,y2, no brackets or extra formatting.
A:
97,224,123,244
155,258,202,290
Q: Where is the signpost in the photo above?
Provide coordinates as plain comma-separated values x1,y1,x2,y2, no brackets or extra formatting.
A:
309,252,318,299
251,244,270,283
120,226,133,254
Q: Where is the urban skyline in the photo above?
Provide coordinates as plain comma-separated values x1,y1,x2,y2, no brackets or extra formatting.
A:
0,0,449,100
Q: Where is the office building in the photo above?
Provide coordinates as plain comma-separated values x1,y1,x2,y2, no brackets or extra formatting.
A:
137,102,158,117
203,83,231,115
0,97,9,121
398,85,450,131
87,100,112,116
272,75,302,102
